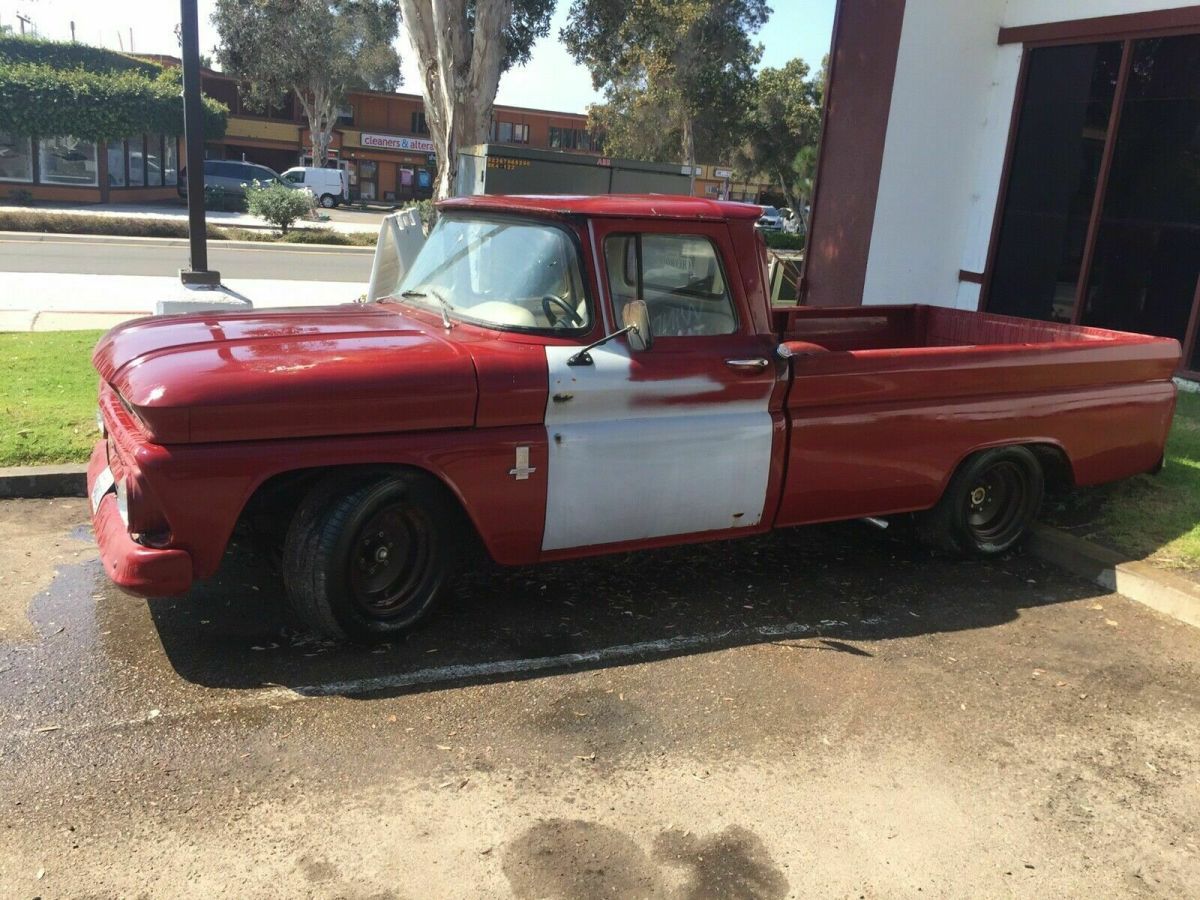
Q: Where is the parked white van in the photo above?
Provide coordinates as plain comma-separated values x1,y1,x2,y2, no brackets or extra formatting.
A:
281,166,350,208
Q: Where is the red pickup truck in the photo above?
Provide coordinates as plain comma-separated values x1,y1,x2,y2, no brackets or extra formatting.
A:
88,195,1180,641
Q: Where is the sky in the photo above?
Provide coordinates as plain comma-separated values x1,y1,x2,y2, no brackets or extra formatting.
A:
0,0,837,114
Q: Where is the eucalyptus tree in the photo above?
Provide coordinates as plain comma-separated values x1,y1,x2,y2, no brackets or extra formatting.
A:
214,0,402,165
398,0,554,197
563,0,769,189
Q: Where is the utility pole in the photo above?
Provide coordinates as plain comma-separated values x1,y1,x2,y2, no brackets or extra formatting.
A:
16,12,31,35
70,20,76,42
179,0,219,285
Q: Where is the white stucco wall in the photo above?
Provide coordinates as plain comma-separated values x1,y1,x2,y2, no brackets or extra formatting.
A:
860,0,1199,310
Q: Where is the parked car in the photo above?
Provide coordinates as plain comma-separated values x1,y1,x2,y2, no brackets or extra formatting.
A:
178,159,283,199
779,207,806,235
755,205,784,231
281,166,350,208
87,195,1179,642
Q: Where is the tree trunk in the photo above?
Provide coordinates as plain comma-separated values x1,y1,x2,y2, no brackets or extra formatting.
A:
682,116,696,194
400,0,513,200
296,86,337,167
776,167,797,214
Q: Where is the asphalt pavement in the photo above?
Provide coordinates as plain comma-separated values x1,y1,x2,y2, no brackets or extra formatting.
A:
1,498,1198,897
0,233,372,283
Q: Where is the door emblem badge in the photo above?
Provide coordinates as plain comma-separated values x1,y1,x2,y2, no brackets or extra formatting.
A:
509,446,536,481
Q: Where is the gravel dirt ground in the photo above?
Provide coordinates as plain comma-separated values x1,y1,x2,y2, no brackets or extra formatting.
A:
0,498,1198,899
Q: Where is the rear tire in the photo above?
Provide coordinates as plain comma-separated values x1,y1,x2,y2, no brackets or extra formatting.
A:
319,193,337,209
282,471,457,642
917,446,1044,556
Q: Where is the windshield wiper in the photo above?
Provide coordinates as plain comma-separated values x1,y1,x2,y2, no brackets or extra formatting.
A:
400,288,454,329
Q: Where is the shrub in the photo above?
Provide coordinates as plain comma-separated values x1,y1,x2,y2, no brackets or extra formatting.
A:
0,209,376,245
405,198,437,235
246,180,315,233
764,231,805,251
203,185,247,212
0,34,161,77
0,61,228,139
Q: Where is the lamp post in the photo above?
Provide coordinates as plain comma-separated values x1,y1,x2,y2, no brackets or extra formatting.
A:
179,0,220,286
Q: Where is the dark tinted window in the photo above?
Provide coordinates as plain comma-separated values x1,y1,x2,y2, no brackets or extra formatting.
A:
1078,34,1200,359
987,42,1123,322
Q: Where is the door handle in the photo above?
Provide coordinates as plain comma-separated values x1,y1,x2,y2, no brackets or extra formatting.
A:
724,357,770,371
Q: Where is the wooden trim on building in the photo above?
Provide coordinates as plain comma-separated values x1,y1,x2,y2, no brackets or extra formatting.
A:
801,0,908,307
978,47,1031,312
999,6,1200,46
957,270,985,285
1070,40,1134,325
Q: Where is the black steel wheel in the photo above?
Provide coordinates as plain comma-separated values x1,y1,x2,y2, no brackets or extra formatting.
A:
283,471,457,641
917,446,1044,556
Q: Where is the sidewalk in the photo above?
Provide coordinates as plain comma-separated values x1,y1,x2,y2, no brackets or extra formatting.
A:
0,272,367,332
0,200,385,235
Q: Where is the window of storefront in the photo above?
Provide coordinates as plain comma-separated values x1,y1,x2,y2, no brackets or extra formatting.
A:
0,132,34,182
493,121,529,144
162,136,178,186
549,126,597,151
987,31,1200,373
127,134,146,186
38,136,98,186
107,139,127,187
411,111,428,134
359,159,378,200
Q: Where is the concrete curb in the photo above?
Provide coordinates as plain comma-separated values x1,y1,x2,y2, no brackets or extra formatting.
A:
0,231,375,252
0,464,87,499
1028,525,1200,628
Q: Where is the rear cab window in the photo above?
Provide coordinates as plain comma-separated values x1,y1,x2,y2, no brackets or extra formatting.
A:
604,233,738,337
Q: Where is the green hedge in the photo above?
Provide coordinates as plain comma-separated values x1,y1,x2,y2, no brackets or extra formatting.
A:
0,34,162,77
0,61,227,139
764,231,806,250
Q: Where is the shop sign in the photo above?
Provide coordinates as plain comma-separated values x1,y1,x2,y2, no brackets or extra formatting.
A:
361,132,436,154
714,168,734,179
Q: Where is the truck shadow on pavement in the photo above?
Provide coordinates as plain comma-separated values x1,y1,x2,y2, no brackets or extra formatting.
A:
141,520,1103,698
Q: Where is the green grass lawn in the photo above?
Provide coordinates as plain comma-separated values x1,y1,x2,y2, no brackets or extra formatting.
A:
1046,390,1200,569
1090,390,1200,567
0,331,102,467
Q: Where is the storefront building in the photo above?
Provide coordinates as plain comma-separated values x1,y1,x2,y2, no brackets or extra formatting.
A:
805,0,1200,375
0,41,222,204
194,68,768,203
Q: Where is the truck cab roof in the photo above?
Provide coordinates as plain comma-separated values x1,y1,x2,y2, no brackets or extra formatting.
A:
437,193,764,222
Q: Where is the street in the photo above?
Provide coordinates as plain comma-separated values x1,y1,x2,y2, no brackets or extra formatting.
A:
0,235,372,283
1,498,1197,897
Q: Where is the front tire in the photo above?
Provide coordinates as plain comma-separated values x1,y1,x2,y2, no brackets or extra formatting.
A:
917,446,1044,556
282,472,456,641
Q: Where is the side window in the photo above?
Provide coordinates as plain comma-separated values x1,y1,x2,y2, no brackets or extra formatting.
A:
284,170,304,184
603,233,737,337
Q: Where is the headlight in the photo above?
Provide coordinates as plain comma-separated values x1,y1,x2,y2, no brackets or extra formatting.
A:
95,407,107,438
115,478,129,526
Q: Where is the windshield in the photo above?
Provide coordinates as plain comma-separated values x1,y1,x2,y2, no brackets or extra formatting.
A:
393,215,590,331
761,207,779,217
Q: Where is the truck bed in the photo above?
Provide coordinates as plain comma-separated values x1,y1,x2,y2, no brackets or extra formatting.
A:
775,304,1160,352
769,304,1180,529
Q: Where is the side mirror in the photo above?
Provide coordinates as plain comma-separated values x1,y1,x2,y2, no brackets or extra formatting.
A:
622,299,653,352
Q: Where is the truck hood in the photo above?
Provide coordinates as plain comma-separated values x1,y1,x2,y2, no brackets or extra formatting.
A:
94,304,477,444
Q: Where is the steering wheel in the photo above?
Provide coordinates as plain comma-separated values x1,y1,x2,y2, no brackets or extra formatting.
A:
542,294,583,328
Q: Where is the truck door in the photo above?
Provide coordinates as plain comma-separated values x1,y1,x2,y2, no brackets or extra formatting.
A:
541,222,779,553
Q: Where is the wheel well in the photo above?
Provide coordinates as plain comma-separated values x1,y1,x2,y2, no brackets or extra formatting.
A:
238,464,484,555
1027,443,1075,493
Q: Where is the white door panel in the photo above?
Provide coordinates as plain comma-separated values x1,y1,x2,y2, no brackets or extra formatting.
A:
542,344,773,551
